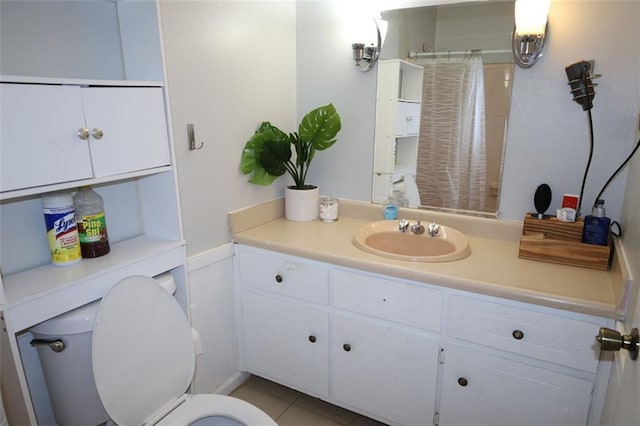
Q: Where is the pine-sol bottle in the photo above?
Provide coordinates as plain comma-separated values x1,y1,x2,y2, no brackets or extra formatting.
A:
74,187,110,258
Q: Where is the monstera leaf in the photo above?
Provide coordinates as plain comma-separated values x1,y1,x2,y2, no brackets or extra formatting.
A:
240,104,341,189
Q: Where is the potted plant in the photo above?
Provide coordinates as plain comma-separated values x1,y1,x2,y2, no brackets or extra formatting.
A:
240,103,341,221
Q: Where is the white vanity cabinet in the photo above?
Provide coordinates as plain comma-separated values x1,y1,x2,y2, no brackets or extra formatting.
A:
235,245,613,426
0,82,170,193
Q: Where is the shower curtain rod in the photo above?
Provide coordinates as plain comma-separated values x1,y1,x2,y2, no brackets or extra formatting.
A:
408,49,511,59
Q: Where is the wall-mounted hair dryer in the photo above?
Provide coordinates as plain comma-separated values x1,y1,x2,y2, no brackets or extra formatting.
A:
565,60,600,111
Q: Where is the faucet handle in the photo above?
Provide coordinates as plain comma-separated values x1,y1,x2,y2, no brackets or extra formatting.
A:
427,222,441,237
398,218,410,232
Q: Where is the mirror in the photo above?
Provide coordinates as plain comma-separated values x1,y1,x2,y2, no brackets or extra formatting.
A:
372,1,515,217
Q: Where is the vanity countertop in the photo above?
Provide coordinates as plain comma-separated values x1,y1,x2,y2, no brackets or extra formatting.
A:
229,199,632,320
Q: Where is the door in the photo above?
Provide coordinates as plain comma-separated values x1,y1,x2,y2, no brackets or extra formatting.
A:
331,314,439,425
0,84,93,192
241,291,329,397
601,279,640,424
439,343,593,426
81,87,170,177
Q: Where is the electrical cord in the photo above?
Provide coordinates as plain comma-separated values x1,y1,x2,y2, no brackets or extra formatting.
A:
593,136,640,207
577,106,594,216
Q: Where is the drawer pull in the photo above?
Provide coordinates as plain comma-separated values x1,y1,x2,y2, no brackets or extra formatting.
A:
512,330,524,340
274,274,283,283
457,377,468,387
343,343,351,352
308,335,317,343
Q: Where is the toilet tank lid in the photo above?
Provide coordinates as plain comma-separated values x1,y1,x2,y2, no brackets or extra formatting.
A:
30,299,100,335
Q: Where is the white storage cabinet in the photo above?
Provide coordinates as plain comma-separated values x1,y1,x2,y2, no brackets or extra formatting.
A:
1,82,170,193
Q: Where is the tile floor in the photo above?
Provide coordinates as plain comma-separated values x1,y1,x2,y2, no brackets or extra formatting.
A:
230,375,388,426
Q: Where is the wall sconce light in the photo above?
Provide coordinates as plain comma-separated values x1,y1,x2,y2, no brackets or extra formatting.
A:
352,17,385,72
512,0,551,68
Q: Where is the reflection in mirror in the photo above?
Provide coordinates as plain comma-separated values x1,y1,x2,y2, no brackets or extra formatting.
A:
373,1,515,217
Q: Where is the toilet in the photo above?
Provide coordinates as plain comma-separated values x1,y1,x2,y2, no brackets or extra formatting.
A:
91,275,276,425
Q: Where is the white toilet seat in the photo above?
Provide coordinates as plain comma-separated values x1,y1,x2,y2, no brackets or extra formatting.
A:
92,276,275,426
160,394,276,425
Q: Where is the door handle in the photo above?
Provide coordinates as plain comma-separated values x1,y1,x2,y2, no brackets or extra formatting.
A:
596,327,638,360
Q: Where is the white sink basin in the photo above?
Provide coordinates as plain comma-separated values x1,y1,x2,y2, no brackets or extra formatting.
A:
352,220,471,262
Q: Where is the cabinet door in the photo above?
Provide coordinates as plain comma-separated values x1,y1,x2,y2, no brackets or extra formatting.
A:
439,344,593,426
241,291,329,397
81,87,170,177
332,314,439,425
0,84,93,192
395,101,420,136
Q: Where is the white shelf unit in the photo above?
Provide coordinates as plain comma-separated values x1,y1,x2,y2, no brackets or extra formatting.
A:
0,2,187,424
0,80,187,424
372,59,424,204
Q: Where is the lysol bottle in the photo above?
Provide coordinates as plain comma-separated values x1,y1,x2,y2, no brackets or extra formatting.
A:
42,192,82,266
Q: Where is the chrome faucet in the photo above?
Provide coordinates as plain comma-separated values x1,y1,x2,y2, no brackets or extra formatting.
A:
410,221,425,235
398,218,410,232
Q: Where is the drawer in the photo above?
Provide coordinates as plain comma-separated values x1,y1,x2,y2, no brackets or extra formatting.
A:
238,249,329,304
334,270,442,332
447,295,601,373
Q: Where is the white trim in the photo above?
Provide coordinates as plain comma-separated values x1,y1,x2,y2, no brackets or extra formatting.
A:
187,243,235,272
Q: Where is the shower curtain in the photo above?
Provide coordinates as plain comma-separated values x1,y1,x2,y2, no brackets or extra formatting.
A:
416,53,487,211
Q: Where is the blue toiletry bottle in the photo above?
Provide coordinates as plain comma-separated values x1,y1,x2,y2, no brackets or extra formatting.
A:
581,199,611,246
383,193,398,220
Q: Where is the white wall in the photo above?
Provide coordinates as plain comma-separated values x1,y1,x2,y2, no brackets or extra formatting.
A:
159,0,296,256
159,0,297,393
298,0,640,222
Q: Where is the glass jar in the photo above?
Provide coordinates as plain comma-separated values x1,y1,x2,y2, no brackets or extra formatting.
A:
319,196,339,222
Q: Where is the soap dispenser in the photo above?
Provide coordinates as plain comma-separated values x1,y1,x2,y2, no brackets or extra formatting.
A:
581,199,611,246
383,191,398,220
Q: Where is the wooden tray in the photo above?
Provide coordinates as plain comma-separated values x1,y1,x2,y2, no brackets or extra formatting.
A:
518,214,612,270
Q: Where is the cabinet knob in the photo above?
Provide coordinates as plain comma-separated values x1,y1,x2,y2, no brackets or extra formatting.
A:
512,330,524,340
274,274,283,283
406,116,413,121
308,335,317,343
343,343,351,352
91,128,104,140
77,128,90,140
457,377,468,387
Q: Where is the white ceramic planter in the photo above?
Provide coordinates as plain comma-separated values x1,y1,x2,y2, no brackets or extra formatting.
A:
285,185,319,221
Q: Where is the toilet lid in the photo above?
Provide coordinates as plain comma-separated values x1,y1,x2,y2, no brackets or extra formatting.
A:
92,276,195,425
